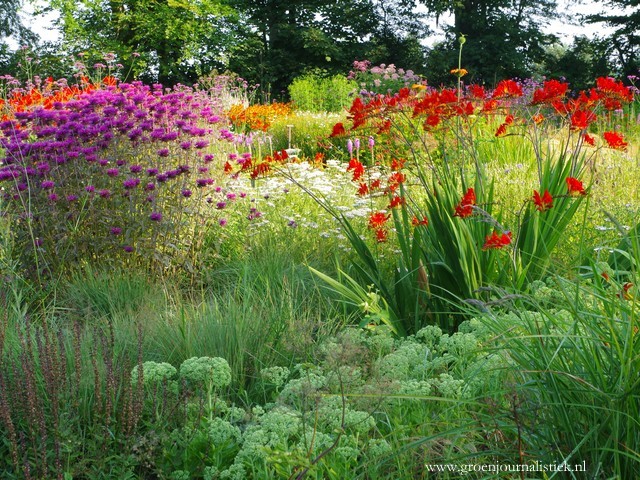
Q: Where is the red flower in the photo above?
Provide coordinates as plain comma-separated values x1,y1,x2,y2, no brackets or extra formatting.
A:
357,182,369,196
467,84,487,99
368,211,390,229
387,172,406,192
482,231,512,250
330,122,346,137
595,76,634,110
531,79,569,105
495,114,514,137
375,228,388,242
570,109,596,130
223,161,233,174
454,187,476,218
412,216,429,226
388,195,405,209
492,79,523,98
583,133,595,146
347,158,365,181
532,189,553,212
566,177,586,196
370,179,381,190
603,131,628,150
391,158,405,171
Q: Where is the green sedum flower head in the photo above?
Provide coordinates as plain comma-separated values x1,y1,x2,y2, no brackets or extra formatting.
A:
130,361,177,386
180,356,231,388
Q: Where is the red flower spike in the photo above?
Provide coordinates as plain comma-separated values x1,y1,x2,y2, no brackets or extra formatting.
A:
482,231,512,250
531,79,569,105
492,79,523,98
532,189,553,212
330,122,346,137
368,211,390,230
375,228,388,243
370,179,382,190
357,183,369,196
454,187,476,218
391,158,405,171
347,158,365,181
570,109,597,130
388,196,405,209
603,131,628,150
566,177,586,196
583,133,595,146
412,216,429,227
223,161,233,174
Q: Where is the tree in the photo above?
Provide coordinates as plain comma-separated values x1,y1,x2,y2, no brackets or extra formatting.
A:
421,0,558,84
584,0,640,77
46,0,239,85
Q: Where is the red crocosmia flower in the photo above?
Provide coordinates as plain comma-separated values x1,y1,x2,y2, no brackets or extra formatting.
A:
566,177,586,196
412,216,429,226
347,158,365,181
370,179,381,190
595,76,634,110
388,195,405,209
495,123,508,137
357,182,369,196
424,115,441,128
492,79,523,98
467,84,487,99
223,161,233,174
583,133,595,146
330,122,346,137
482,99,498,113
532,189,553,212
376,120,392,134
391,158,405,171
375,228,388,243
454,187,476,218
532,114,545,124
570,109,596,130
482,231,512,250
531,79,569,105
368,211,390,229
603,131,628,150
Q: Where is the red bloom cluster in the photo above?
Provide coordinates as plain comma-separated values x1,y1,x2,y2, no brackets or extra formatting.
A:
347,158,365,181
532,189,553,212
482,231,512,250
603,131,628,150
566,177,586,196
595,76,634,110
368,211,390,242
454,187,476,218
492,79,523,99
531,79,569,105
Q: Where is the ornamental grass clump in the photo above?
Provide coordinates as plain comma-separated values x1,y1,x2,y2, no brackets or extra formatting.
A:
0,77,244,281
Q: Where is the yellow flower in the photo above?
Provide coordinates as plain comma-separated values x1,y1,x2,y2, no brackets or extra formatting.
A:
411,83,427,91
450,68,468,77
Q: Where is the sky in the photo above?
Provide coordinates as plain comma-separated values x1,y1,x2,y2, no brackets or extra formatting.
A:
17,0,619,48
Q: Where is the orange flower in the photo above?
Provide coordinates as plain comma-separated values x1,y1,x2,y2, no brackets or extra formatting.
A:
570,109,597,130
357,182,369,196
482,231,512,250
532,189,553,212
583,133,595,146
566,177,586,196
454,187,476,218
388,195,405,209
450,68,468,77
531,79,569,105
412,216,429,226
492,79,523,98
603,131,627,150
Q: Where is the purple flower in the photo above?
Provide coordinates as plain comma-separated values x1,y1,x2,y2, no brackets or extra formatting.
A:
98,159,109,166
226,192,236,200
145,182,155,191
34,238,43,247
150,211,162,222
203,154,214,163
216,202,226,209
180,141,192,150
130,164,142,173
85,185,95,193
41,180,55,189
123,245,134,252
66,194,79,202
107,168,119,177
198,166,209,174
219,218,227,226
181,189,192,198
98,189,111,198
157,148,170,157
110,227,122,236
116,159,126,166
48,193,58,202
123,177,141,189
147,168,158,176
156,173,168,183
195,139,209,149
196,178,213,188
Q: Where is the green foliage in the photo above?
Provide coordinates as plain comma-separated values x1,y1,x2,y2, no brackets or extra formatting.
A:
288,73,357,113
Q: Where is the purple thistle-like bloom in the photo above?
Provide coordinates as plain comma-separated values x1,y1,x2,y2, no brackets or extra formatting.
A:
195,139,209,149
66,194,79,202
123,245,134,252
150,211,162,222
198,167,209,174
181,189,192,198
145,182,156,191
34,238,43,247
147,168,158,176
99,159,109,166
98,189,111,198
226,192,236,200
180,141,192,150
156,173,168,183
41,180,55,189
85,185,96,193
110,227,122,235
157,148,170,157
116,159,126,166
130,164,142,173
196,178,213,188
203,154,214,163
48,193,58,202
123,177,141,189
216,202,226,209
107,168,119,177
219,218,227,226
